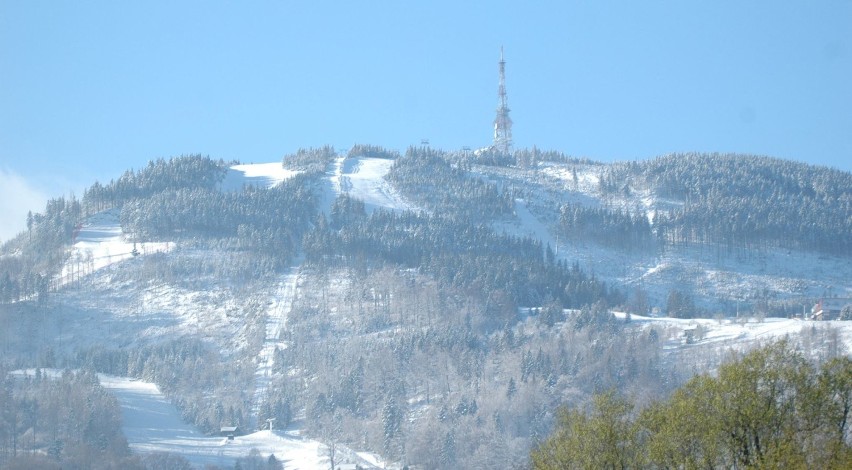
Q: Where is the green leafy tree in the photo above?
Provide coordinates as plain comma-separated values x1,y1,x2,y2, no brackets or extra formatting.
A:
532,341,852,469
814,357,852,466
531,391,643,469
641,375,728,469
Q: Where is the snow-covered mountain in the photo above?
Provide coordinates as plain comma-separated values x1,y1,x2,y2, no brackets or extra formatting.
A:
1,148,850,469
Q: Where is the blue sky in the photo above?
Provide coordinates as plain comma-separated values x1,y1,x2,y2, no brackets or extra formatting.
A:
1,1,850,240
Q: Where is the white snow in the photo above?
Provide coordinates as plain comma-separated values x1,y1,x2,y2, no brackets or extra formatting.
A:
476,161,852,314
502,199,556,247
99,373,385,469
252,268,299,424
221,163,301,191
336,157,415,212
611,312,852,353
59,208,173,287
321,155,415,214
97,374,358,469
9,369,381,469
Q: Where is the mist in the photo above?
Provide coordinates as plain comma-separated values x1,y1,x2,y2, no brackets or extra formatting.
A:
0,167,47,243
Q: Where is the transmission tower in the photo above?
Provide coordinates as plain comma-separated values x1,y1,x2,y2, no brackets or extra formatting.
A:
493,46,513,154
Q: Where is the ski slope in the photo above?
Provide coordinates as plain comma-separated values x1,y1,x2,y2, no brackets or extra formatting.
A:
336,157,415,212
99,374,383,469
221,162,301,191
494,198,558,251
480,161,852,314
98,374,366,469
223,156,415,217
59,208,173,287
7,370,380,469
252,268,299,424
323,155,414,211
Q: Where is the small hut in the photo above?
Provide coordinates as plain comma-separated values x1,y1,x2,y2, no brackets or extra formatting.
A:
220,426,239,440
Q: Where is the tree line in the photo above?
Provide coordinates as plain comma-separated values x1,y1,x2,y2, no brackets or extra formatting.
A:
616,153,852,256
0,369,138,469
347,143,400,160
0,196,82,303
120,174,318,270
559,203,654,251
281,145,336,173
82,155,228,215
306,196,623,309
386,146,514,221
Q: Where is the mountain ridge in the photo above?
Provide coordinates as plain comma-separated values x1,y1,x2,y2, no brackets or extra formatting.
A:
1,146,850,468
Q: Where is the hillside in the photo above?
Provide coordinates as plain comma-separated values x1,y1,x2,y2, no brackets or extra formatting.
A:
0,148,850,469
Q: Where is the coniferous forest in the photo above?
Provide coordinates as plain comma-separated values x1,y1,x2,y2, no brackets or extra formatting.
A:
0,149,850,469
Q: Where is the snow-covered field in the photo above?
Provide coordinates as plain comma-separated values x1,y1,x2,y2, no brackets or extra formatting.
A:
482,161,852,313
252,269,299,424
318,154,415,217
612,312,852,354
221,163,301,191
336,157,414,212
7,369,382,469
59,208,173,287
98,374,368,469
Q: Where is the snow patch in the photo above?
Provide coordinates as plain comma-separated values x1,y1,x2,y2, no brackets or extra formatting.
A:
339,157,415,212
221,163,301,191
321,155,415,213
59,208,173,287
252,269,299,424
97,374,330,468
611,312,852,353
97,373,385,469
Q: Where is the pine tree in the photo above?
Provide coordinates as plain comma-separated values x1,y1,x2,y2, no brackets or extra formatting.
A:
382,398,402,457
440,430,456,468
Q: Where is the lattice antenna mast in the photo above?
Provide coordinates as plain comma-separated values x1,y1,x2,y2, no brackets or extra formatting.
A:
493,46,513,154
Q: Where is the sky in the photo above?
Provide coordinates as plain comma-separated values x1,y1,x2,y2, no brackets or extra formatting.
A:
1,1,850,242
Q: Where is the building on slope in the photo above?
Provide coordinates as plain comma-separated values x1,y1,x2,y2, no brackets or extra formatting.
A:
810,297,852,321
220,426,240,440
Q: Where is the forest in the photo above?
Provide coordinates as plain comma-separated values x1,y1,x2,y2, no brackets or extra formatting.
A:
307,198,621,309
281,145,336,174
120,174,318,272
386,146,514,221
0,149,850,468
255,265,680,468
618,153,851,255
0,369,140,470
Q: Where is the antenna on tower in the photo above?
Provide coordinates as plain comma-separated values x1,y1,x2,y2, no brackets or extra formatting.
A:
493,46,513,154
